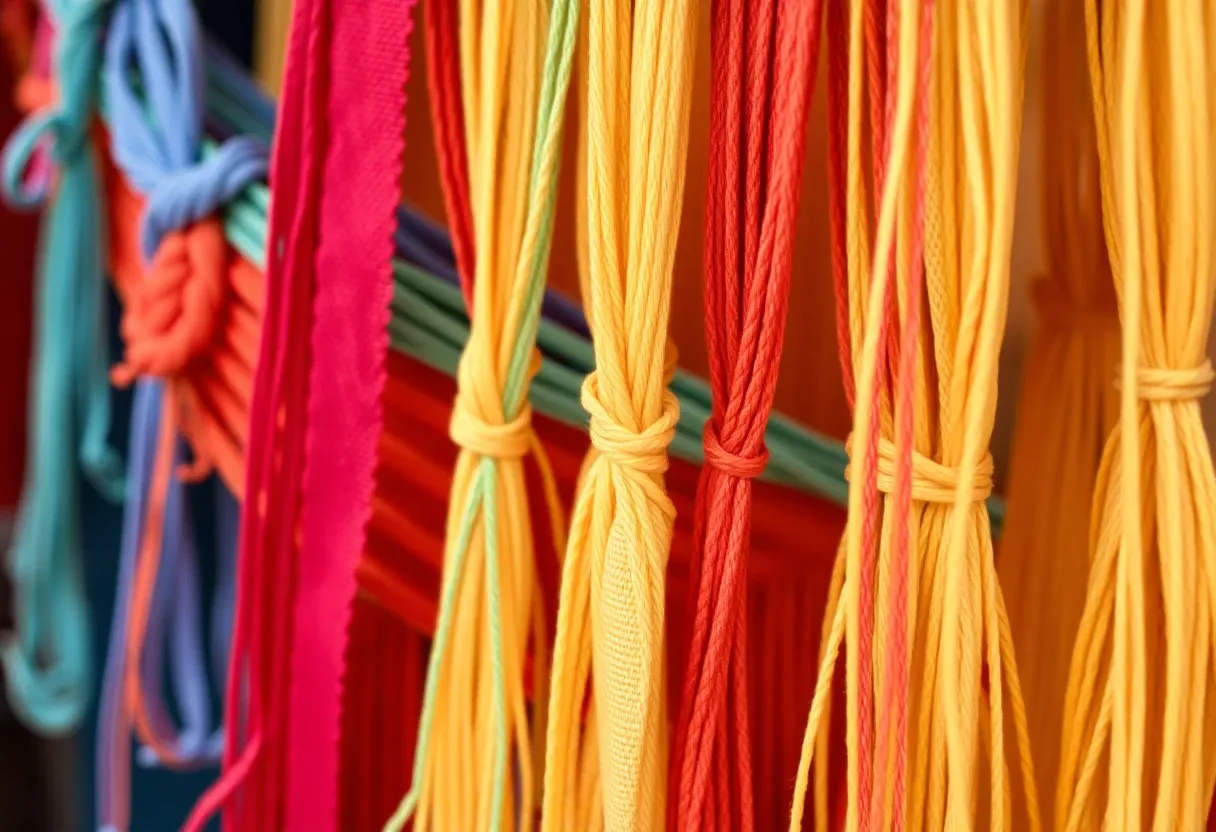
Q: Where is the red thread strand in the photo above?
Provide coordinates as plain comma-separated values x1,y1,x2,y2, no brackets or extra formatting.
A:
672,0,824,829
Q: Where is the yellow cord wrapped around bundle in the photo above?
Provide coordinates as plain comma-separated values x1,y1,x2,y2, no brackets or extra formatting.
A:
997,0,1118,821
791,1,1039,829
541,1,698,830
1057,0,1216,828
384,1,577,829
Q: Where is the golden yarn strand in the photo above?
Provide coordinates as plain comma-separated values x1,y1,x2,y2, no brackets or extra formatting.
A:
1057,0,1216,828
541,0,697,830
791,1,1040,829
389,1,578,829
996,0,1118,826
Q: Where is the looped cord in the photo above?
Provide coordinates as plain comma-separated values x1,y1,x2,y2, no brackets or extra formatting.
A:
583,372,680,479
95,0,266,824
0,0,124,736
1123,360,1215,401
702,420,769,481
844,435,995,504
449,397,535,459
1031,275,1119,335
138,137,268,261
0,0,109,207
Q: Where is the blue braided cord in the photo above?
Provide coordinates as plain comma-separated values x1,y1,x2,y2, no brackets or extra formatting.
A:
208,478,238,757
94,0,265,792
95,380,160,831
0,0,124,736
133,441,215,769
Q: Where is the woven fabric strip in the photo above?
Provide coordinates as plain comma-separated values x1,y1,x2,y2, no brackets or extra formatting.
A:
282,0,418,828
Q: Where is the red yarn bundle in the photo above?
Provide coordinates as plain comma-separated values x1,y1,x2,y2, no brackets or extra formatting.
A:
671,1,825,829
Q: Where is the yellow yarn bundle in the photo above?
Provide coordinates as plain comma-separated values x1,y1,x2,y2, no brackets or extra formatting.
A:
997,0,1118,822
541,1,698,830
791,1,1039,829
384,1,576,829
1057,0,1216,828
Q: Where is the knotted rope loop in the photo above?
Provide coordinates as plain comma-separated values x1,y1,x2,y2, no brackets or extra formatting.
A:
110,217,227,386
449,397,536,460
845,435,995,504
702,418,769,480
1031,275,1119,335
1119,359,1215,401
102,0,267,389
138,137,268,261
448,346,541,460
582,370,680,478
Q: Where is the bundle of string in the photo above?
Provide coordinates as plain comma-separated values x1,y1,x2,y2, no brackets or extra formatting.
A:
96,0,265,825
541,1,697,829
1056,0,1216,828
669,0,824,829
791,0,1040,829
384,0,578,829
996,0,1118,821
0,0,126,735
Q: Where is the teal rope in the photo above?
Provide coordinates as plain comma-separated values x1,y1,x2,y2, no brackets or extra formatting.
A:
0,0,124,735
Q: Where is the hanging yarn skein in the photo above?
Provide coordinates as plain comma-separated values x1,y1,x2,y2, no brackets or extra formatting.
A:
791,0,1040,829
996,0,1118,821
0,0,126,735
670,0,824,829
384,0,578,830
542,0,697,829
1057,0,1216,828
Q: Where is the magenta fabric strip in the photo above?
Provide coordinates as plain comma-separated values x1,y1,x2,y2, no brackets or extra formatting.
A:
282,0,418,829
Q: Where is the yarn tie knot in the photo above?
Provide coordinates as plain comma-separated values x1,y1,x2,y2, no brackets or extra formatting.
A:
1123,360,1215,401
137,136,268,259
703,419,769,480
845,435,994,503
110,217,226,386
449,396,536,459
582,370,680,476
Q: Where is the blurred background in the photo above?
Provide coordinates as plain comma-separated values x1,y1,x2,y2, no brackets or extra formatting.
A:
1,0,1214,829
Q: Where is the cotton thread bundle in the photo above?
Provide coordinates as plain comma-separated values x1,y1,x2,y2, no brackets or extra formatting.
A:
384,1,578,829
996,0,1118,821
791,1,1040,829
670,0,823,828
541,1,697,829
1056,1,1216,828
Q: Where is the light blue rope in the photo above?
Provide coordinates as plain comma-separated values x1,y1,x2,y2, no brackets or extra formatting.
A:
103,0,267,262
94,0,265,808
0,0,124,736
